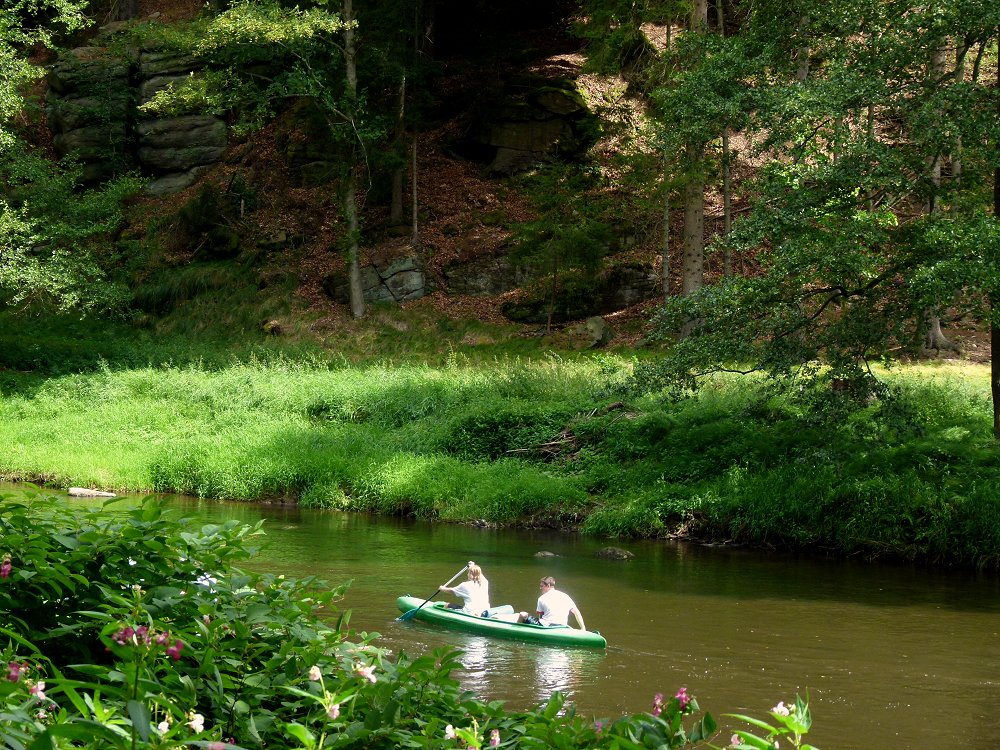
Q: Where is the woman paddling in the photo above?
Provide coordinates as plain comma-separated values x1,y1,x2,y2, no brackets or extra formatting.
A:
439,561,491,616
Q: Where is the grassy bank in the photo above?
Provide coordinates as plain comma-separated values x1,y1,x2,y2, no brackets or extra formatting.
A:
1,338,999,568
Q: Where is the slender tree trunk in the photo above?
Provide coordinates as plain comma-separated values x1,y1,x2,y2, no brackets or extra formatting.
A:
661,163,670,301
992,28,1000,439
681,0,708,304
719,10,731,277
547,255,559,333
867,103,876,212
923,44,956,352
795,16,810,82
951,43,967,218
390,76,406,226
343,0,365,318
411,135,419,245
722,128,732,277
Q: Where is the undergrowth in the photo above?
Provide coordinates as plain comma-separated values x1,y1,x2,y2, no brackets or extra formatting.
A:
1,349,999,567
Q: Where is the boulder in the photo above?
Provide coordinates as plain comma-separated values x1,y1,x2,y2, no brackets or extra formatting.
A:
323,253,428,305
47,47,131,94
585,316,616,348
137,145,227,172
442,254,536,296
143,166,214,196
139,50,201,78
137,116,227,149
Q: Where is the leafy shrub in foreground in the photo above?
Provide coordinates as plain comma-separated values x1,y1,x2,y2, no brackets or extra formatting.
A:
0,493,818,748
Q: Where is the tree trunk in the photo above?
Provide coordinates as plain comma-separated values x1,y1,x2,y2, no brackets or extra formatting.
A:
951,42,967,218
795,16,810,82
922,44,956,352
110,0,137,20
345,171,365,319
690,0,708,30
993,28,1000,439
343,0,365,319
682,143,704,297
390,75,405,226
722,127,732,276
661,174,671,301
681,0,708,301
411,135,419,245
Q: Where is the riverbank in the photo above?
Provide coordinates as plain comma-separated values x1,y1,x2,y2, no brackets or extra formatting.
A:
2,352,998,569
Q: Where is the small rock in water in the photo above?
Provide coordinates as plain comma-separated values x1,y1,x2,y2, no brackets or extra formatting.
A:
595,546,635,560
534,551,557,557
68,487,117,498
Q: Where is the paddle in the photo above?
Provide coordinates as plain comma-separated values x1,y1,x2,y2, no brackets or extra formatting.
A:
397,564,468,621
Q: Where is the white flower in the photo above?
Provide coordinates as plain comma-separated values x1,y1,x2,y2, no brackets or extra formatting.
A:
29,681,46,701
187,712,205,733
445,724,456,740
158,720,171,734
308,665,322,681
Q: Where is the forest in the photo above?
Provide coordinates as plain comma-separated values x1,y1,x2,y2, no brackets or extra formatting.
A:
1,0,1000,564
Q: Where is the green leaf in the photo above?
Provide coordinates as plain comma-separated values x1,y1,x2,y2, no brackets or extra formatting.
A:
284,722,316,749
127,700,151,741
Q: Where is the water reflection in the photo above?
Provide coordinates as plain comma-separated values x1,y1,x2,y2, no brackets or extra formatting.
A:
408,629,606,710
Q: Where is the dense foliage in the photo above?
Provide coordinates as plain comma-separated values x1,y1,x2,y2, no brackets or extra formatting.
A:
0,493,819,749
621,0,1000,406
0,0,142,310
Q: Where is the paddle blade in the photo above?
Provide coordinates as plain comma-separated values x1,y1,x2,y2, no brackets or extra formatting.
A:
396,607,418,622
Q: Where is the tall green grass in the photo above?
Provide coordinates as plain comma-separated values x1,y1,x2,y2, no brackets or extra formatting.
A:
1,354,999,567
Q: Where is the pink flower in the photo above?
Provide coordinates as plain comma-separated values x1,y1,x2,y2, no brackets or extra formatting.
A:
6,662,24,682
327,702,340,720
594,720,604,734
355,664,376,683
444,725,456,740
1,556,11,579
206,743,227,750
113,626,135,646
731,734,741,748
772,701,790,717
652,692,664,716
490,728,500,747
675,686,690,711
155,631,171,646
187,712,204,733
308,665,322,681
165,639,184,660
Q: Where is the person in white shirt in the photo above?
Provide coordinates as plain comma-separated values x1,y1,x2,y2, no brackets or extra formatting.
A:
519,576,586,629
439,561,490,616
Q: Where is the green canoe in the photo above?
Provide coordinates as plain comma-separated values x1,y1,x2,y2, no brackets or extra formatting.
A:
395,595,607,648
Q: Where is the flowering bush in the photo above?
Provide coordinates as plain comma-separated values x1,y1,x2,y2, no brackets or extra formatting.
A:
1,490,818,749
728,695,818,750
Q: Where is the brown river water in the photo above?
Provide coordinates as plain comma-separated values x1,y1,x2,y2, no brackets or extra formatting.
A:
10,485,1000,749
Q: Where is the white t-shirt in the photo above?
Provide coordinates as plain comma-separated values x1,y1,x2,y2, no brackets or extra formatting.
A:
536,588,577,626
452,577,490,615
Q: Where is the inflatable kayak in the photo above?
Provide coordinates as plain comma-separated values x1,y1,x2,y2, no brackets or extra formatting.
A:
396,595,607,648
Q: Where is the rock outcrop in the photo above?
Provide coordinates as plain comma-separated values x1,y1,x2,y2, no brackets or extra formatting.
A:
46,39,227,195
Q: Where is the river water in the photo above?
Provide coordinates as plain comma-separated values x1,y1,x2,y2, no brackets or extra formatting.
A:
7,485,1000,749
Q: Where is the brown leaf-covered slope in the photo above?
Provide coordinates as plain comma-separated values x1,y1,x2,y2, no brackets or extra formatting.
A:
116,1,988,360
